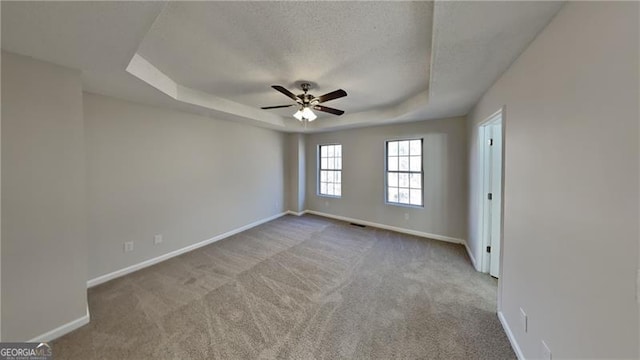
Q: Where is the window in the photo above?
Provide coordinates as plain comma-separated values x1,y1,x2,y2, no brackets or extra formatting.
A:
319,144,342,197
386,139,422,206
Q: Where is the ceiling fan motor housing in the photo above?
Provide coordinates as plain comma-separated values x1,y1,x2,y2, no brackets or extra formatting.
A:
261,83,347,117
299,83,316,106
300,94,317,106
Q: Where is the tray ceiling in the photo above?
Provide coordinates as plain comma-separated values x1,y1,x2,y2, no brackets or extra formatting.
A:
1,1,564,132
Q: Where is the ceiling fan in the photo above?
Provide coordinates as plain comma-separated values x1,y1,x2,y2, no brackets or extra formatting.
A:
261,83,347,122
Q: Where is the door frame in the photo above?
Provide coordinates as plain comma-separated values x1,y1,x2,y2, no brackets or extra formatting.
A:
477,106,506,309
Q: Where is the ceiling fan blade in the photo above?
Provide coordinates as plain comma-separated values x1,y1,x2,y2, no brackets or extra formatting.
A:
313,105,345,116
317,89,347,103
261,104,295,110
271,85,299,101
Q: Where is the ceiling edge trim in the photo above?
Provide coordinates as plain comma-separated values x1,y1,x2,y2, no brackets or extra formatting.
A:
126,53,286,128
126,53,177,98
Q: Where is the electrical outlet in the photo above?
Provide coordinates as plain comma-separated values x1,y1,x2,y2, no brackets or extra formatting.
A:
519,308,528,333
154,234,163,245
124,241,134,253
541,340,552,360
404,213,410,221
325,201,329,208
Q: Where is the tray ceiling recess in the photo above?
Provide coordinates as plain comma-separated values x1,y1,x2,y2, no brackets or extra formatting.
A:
2,1,564,132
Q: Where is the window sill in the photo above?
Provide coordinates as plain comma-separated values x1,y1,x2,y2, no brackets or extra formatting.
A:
385,201,424,209
317,194,342,199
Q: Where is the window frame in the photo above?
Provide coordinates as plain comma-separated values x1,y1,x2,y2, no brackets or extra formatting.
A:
384,138,424,208
317,143,343,198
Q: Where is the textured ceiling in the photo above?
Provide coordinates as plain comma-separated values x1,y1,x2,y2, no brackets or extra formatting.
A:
1,1,564,133
1,1,164,72
136,1,433,118
427,1,565,117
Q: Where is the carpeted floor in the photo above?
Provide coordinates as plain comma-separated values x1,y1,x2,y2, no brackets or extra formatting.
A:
52,214,515,359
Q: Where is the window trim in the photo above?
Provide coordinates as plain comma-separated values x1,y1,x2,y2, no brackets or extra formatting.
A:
317,143,343,198
384,138,424,208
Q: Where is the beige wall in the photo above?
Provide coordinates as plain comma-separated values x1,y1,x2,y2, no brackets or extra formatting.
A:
305,117,467,241
1,52,88,341
1,9,3,340
84,93,288,280
468,2,639,358
287,133,306,213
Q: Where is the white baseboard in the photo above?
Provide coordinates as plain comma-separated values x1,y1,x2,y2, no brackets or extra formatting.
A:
87,211,288,288
498,311,525,360
464,242,480,271
87,210,465,288
304,210,465,244
286,210,307,216
29,305,90,343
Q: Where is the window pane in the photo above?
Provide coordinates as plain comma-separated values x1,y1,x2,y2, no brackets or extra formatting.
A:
388,156,398,171
410,173,421,189
410,189,422,206
398,141,409,155
388,141,398,156
399,156,409,171
399,188,410,203
319,144,342,197
386,139,422,206
410,156,421,172
410,140,421,156
399,173,409,187
388,187,398,203
388,173,398,187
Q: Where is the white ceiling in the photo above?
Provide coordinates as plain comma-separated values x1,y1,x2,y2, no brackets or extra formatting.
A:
1,1,564,133
138,1,432,117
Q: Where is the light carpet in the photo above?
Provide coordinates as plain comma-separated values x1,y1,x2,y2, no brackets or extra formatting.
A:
53,214,515,359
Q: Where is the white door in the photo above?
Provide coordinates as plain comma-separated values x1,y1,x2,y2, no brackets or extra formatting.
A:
481,118,503,278
488,123,502,278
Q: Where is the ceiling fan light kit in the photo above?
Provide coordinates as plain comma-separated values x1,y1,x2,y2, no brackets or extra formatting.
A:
261,82,347,123
299,107,317,121
293,109,304,121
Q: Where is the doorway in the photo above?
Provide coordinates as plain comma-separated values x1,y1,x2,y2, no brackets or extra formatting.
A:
479,109,504,278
